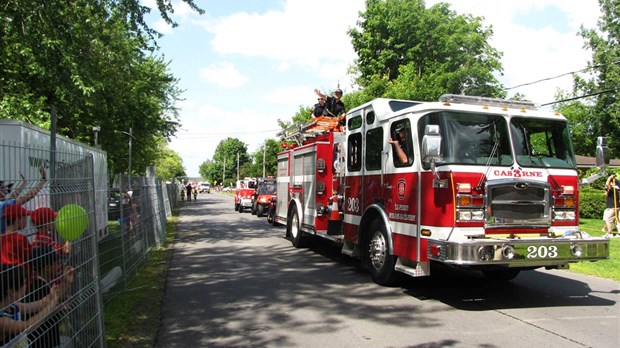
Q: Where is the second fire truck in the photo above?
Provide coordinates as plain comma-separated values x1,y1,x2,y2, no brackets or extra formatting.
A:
273,95,610,285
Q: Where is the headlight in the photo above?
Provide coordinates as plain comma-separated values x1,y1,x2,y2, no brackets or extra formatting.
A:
570,243,583,257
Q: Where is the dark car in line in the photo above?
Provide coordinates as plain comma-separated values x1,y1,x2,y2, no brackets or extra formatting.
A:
108,189,122,221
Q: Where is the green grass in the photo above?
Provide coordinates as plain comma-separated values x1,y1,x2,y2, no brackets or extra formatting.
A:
103,211,178,348
569,218,620,281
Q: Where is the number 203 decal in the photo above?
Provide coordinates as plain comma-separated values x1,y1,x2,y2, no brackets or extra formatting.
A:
347,197,360,213
526,245,558,259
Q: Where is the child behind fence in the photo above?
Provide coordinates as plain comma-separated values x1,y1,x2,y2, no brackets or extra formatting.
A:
0,264,60,346
24,247,73,348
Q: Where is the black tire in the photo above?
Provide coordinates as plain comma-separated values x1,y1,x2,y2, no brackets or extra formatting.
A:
234,203,239,211
482,269,521,282
239,206,244,213
257,204,264,217
366,220,402,286
251,201,257,215
288,208,308,248
267,211,274,224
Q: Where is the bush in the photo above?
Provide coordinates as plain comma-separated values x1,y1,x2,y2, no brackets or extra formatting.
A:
578,167,619,219
579,187,606,219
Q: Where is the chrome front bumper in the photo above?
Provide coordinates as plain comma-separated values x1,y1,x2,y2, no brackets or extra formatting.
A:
427,234,609,268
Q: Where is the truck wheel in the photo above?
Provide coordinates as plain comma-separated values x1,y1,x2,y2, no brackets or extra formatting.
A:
482,269,521,282
239,206,244,213
366,220,402,286
289,209,308,248
267,211,274,224
257,205,264,217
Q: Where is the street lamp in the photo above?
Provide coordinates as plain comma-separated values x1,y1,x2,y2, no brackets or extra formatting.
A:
120,128,135,187
92,126,101,148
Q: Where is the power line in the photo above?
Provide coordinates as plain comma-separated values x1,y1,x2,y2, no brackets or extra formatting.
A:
541,87,619,106
505,60,620,91
174,128,280,139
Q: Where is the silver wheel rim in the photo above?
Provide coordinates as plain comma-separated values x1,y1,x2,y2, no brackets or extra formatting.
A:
291,213,299,238
369,230,387,270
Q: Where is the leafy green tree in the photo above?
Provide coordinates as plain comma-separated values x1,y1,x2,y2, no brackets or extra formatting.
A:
349,0,504,101
198,160,219,184
152,141,186,181
198,138,250,185
568,0,620,158
555,91,598,156
0,0,202,176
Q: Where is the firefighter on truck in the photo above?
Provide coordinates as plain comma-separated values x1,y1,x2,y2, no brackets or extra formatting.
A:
273,94,610,286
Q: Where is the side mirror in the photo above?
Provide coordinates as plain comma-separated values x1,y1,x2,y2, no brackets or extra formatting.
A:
422,125,442,163
580,136,609,186
596,136,608,168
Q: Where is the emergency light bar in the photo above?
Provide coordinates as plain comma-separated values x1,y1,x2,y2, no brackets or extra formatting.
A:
439,94,538,110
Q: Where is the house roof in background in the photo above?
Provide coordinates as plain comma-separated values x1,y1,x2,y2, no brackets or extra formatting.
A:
576,155,620,168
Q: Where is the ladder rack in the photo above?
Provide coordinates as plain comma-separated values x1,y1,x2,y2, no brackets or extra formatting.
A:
280,116,343,145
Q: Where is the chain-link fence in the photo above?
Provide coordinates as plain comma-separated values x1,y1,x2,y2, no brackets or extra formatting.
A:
97,174,178,303
1,139,178,347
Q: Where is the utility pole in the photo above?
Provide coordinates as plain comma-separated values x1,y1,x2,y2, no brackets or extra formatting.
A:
222,157,226,183
262,147,266,178
236,152,240,182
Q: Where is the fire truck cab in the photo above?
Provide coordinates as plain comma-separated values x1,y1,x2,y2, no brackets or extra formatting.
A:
274,95,610,286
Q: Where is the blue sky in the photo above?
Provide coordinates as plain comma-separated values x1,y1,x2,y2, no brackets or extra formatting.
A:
144,0,601,177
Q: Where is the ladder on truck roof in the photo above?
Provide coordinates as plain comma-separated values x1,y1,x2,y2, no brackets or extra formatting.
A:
279,115,343,145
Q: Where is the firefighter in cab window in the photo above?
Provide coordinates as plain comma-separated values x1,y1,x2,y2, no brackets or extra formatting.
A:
388,127,411,165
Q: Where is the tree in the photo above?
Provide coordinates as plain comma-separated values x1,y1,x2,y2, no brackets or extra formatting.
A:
152,141,186,181
198,138,250,186
555,91,598,157
0,0,203,175
348,0,505,101
566,0,620,157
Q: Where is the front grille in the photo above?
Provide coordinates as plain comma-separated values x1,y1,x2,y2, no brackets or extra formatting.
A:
485,179,551,228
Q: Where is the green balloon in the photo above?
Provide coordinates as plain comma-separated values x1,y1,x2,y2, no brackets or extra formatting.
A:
56,204,89,241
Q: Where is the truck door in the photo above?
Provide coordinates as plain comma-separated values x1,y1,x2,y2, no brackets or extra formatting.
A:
343,113,364,242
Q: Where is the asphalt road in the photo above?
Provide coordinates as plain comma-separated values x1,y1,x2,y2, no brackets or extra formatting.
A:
156,193,620,348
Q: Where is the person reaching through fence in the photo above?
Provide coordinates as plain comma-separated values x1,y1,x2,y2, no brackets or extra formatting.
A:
1,165,47,234
23,247,74,348
0,264,65,347
1,205,33,270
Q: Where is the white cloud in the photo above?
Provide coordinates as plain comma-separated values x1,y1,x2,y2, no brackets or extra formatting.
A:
199,62,249,88
198,0,364,83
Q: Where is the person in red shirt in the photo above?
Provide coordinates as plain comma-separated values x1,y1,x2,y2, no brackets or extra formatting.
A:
0,204,33,267
30,207,69,254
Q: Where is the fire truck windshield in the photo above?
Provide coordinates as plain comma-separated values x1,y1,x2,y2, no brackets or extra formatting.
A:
510,117,576,169
422,112,512,166
420,112,576,169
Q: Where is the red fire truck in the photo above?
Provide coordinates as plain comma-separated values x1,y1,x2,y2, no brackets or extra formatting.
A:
234,177,257,213
273,95,610,286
